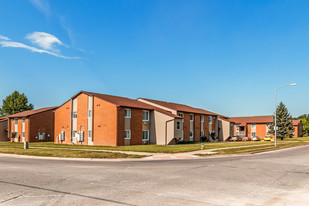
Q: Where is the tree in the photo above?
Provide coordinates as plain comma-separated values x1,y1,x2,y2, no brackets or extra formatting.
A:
0,91,34,116
269,102,294,140
295,114,309,136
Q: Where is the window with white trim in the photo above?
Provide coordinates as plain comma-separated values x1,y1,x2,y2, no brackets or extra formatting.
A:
251,123,256,129
177,112,184,118
124,130,131,139
176,121,181,130
190,130,194,138
73,112,77,119
142,130,149,140
201,115,204,122
143,110,149,121
251,132,256,137
190,114,194,121
125,109,131,118
201,131,204,137
209,116,213,124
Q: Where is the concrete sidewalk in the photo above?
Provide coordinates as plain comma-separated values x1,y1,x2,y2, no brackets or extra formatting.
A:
29,143,277,160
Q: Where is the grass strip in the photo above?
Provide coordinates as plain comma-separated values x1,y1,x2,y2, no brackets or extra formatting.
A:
196,142,309,156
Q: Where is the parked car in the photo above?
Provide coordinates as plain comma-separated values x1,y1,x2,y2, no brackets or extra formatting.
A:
251,136,261,141
242,136,252,141
264,136,272,141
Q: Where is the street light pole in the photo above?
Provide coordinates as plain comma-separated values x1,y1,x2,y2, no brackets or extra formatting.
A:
274,83,296,147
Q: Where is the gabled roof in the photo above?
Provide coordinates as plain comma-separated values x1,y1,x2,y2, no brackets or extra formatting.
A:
80,91,155,110
7,107,58,118
138,98,223,117
229,116,274,126
292,120,301,126
0,116,8,122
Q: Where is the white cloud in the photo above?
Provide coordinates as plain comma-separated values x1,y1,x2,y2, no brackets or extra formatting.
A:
0,33,80,59
29,0,51,17
0,35,10,41
25,31,66,52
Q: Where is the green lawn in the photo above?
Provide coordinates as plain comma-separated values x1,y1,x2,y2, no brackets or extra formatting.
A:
197,142,309,156
281,136,309,142
1,141,273,153
0,143,145,159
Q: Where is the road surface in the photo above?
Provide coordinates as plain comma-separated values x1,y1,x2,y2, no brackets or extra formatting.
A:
0,146,309,206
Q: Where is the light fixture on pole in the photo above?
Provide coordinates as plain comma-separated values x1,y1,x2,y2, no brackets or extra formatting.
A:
274,83,296,147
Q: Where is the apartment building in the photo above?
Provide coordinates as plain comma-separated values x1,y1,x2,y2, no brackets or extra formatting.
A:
293,120,303,137
137,98,219,142
7,107,57,142
0,117,8,141
54,91,183,146
218,117,234,141
229,116,274,139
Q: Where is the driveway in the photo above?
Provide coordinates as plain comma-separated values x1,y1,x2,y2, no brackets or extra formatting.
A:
0,145,309,205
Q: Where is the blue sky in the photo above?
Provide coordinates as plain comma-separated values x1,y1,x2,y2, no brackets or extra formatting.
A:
0,0,307,117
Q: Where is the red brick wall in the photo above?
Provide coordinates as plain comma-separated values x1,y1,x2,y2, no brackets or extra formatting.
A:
54,101,71,144
29,110,54,142
76,93,89,145
117,108,125,146
130,108,143,145
93,97,118,146
194,114,200,142
183,113,190,141
0,120,8,141
204,115,209,139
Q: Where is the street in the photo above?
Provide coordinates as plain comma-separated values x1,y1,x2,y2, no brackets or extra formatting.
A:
0,146,309,206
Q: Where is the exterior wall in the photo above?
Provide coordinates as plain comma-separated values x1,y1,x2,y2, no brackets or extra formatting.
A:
75,93,88,145
0,120,8,141
183,113,191,141
294,123,303,137
218,119,231,141
194,114,200,142
152,110,175,145
137,99,177,114
204,115,209,140
54,101,72,144
93,97,118,146
29,110,54,142
9,118,29,142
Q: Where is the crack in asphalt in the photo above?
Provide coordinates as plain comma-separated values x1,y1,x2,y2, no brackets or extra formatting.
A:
0,180,136,206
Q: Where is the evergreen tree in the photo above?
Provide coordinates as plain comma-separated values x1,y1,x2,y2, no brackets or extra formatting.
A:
0,91,34,116
269,102,294,140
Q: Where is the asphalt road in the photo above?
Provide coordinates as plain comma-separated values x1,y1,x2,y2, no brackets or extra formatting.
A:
0,146,309,206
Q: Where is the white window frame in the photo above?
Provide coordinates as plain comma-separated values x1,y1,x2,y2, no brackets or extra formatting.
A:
176,121,181,130
251,132,256,137
209,116,213,124
251,123,256,129
124,130,131,139
142,130,149,140
201,115,204,122
143,110,149,121
73,111,77,119
201,130,204,137
125,109,131,118
190,114,194,121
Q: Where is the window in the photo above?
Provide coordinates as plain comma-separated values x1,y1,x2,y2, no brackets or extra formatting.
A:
125,109,131,118
176,121,181,130
124,130,131,139
22,132,25,137
88,130,92,138
88,110,92,118
201,131,204,137
266,123,270,136
177,112,184,118
142,130,149,140
251,124,256,129
251,132,256,137
72,130,77,138
236,124,239,130
209,116,212,124
143,110,149,121
22,118,25,123
201,115,204,122
190,114,194,121
190,130,194,138
14,118,18,125
73,112,77,118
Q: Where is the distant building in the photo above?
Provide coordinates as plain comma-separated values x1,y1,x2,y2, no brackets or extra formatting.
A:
292,120,303,137
0,117,8,142
7,107,57,142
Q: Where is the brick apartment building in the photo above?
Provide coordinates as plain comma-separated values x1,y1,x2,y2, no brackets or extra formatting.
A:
293,120,303,137
54,91,184,146
137,98,219,142
0,117,8,142
7,107,57,142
